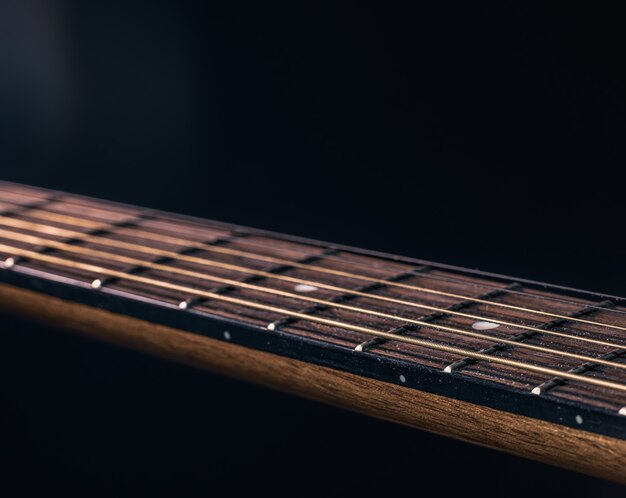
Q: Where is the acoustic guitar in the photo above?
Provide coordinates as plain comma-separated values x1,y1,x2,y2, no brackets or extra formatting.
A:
1,180,625,483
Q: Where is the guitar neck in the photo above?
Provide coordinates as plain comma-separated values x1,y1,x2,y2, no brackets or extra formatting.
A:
1,180,626,483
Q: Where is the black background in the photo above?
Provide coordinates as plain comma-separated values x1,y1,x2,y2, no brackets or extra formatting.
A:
1,1,625,496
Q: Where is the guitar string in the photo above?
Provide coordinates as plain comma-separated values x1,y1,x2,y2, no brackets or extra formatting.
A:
2,241,626,394
0,188,624,315
9,205,625,320
20,210,626,324
1,210,626,335
4,194,595,311
2,227,626,370
1,222,625,352
4,188,626,318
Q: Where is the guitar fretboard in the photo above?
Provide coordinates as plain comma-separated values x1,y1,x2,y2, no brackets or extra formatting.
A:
2,181,626,426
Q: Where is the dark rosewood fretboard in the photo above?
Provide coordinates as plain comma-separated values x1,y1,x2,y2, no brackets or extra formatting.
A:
1,180,626,482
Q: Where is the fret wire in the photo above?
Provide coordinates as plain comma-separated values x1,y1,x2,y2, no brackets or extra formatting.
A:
0,194,62,265
5,208,625,331
179,248,339,311
356,283,520,353
531,349,626,396
0,195,59,217
0,189,626,314
2,232,626,372
269,269,420,332
2,216,626,349
12,211,154,276
96,231,241,289
51,211,154,257
2,242,626,394
391,269,625,316
443,302,613,374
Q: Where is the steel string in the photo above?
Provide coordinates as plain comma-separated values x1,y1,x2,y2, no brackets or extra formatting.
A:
2,241,626,394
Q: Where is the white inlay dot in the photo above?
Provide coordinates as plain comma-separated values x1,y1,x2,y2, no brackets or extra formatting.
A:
223,331,231,340
472,321,500,331
399,374,406,383
91,279,102,289
294,284,318,293
3,257,15,269
575,415,583,425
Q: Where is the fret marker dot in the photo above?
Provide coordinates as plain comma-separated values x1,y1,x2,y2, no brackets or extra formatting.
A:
3,257,15,269
472,321,500,331
223,331,231,340
294,284,318,293
179,301,188,310
91,279,102,289
575,415,583,425
399,374,406,383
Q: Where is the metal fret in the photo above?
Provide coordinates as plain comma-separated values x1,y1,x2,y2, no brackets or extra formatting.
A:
527,299,623,397
444,300,615,374
531,348,626,397
179,247,340,311
268,267,429,332
95,231,244,290
0,193,60,217
0,193,61,267
9,210,153,284
356,283,522,353
51,211,153,249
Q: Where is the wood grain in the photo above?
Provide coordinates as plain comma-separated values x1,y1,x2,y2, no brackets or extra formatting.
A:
1,283,625,484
